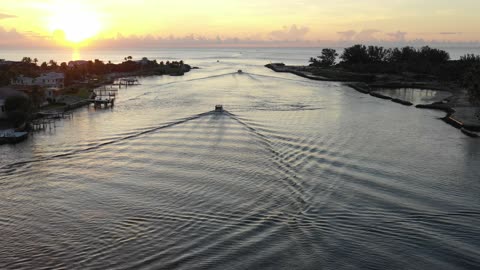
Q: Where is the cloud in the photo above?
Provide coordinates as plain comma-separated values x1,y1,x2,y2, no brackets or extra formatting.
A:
337,30,357,41
0,27,27,46
387,31,407,41
337,29,381,42
0,27,55,48
356,29,381,41
269,25,310,41
439,32,462,35
0,13,17,20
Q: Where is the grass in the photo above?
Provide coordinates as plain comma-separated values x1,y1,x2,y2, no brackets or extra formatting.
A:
67,87,91,99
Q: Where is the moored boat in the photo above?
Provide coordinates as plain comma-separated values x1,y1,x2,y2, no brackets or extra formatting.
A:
0,129,28,145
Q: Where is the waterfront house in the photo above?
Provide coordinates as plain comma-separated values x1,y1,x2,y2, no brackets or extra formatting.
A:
137,57,151,65
68,60,89,68
45,87,63,102
11,72,65,88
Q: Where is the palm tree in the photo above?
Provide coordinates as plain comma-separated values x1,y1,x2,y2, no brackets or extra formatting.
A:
49,60,58,68
21,57,32,64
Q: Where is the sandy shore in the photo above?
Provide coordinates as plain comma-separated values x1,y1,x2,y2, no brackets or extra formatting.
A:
266,63,480,137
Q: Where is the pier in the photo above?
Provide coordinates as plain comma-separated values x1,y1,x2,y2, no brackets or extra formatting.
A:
31,111,73,131
31,118,56,131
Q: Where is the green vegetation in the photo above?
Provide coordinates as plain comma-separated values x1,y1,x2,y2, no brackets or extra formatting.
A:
4,94,32,128
332,45,458,79
73,88,91,99
0,57,191,87
464,64,480,104
308,45,480,100
336,45,450,65
309,49,338,67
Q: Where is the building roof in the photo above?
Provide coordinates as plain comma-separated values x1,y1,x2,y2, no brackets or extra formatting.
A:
68,60,89,67
40,72,65,79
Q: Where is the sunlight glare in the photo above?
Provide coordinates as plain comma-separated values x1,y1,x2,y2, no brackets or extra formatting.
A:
48,2,101,44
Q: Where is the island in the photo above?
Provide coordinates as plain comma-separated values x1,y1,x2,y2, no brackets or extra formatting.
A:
266,45,480,137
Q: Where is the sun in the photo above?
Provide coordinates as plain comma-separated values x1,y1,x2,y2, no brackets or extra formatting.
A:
48,2,102,44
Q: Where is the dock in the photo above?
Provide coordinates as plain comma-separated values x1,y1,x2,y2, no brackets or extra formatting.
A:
89,86,118,108
31,118,57,131
30,111,73,131
116,78,140,88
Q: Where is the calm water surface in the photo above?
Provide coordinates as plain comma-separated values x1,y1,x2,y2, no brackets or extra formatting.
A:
373,88,452,105
1,49,480,269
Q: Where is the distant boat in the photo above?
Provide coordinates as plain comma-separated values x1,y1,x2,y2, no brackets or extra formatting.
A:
0,129,28,145
238,70,243,74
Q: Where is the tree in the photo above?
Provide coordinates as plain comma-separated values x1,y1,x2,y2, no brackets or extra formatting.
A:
48,60,58,68
319,49,338,67
367,46,390,63
21,57,32,64
464,64,480,104
4,94,32,128
309,57,319,66
460,54,480,64
40,62,48,70
60,62,68,71
340,44,370,64
33,58,38,65
419,46,450,63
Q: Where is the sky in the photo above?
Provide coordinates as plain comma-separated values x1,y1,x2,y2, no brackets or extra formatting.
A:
0,0,480,48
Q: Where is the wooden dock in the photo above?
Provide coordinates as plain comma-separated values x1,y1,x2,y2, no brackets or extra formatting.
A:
89,98,115,107
89,86,118,108
116,78,140,88
31,111,73,131
31,118,56,131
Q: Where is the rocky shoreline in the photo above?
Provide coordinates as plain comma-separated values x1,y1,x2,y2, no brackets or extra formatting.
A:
266,63,480,137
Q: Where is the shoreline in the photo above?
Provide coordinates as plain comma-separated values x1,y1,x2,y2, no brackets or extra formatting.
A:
23,67,193,136
38,65,193,113
266,63,480,137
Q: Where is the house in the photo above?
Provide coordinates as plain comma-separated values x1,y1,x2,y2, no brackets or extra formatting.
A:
0,87,28,120
68,60,89,68
45,87,63,102
11,72,65,88
137,57,151,65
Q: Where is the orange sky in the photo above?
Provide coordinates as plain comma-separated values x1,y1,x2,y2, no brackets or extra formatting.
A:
1,0,479,48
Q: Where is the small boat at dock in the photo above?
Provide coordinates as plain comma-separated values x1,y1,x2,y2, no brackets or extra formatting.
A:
0,129,28,145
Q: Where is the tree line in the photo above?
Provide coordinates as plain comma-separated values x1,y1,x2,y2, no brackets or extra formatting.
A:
309,45,480,101
0,57,189,87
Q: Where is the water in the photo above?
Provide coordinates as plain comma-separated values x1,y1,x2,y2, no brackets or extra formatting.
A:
1,49,480,269
373,88,452,105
